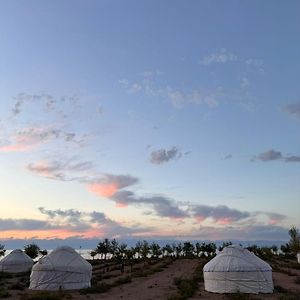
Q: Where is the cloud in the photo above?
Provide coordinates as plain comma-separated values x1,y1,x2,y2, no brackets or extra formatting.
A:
27,158,94,181
0,218,57,231
186,224,288,241
88,174,139,197
262,212,286,225
10,93,81,118
285,155,300,162
283,102,300,120
0,207,152,239
27,157,139,197
253,149,283,162
252,149,300,163
166,88,221,108
190,204,251,225
150,147,183,164
0,127,61,152
223,154,233,160
199,49,237,65
110,190,188,218
245,58,264,68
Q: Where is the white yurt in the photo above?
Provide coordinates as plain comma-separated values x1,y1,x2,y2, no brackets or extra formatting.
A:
0,249,33,273
203,245,273,294
29,246,92,290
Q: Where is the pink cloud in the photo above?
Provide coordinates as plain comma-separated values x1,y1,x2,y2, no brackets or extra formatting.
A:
88,182,119,197
0,127,60,152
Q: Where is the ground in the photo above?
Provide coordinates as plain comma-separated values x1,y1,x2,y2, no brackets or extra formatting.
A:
1,256,300,300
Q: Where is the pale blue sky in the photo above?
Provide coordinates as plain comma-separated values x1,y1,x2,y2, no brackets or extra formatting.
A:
0,0,299,242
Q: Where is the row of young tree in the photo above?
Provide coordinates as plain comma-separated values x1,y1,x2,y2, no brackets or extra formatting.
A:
1,226,299,260
0,243,47,259
89,239,218,261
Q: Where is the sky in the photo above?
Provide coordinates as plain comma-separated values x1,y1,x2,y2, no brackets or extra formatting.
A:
0,0,299,245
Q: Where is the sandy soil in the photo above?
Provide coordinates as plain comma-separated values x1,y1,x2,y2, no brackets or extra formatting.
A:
86,259,198,300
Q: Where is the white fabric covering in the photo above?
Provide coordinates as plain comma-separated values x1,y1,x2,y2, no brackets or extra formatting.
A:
203,245,273,294
0,249,33,273
297,253,300,264
29,246,92,290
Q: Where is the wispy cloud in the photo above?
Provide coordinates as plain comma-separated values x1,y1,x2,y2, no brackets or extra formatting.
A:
0,207,152,239
88,174,139,197
150,147,184,164
283,102,300,120
110,190,188,218
27,158,94,181
245,58,264,68
190,204,251,225
0,127,60,152
199,49,238,65
252,149,300,163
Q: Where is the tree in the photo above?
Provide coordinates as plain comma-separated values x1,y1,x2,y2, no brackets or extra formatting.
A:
125,247,135,272
140,240,150,266
183,241,194,257
96,238,111,260
24,243,40,259
0,244,6,257
39,249,48,257
110,238,119,259
175,242,183,258
163,244,173,257
89,250,97,260
150,242,161,259
288,226,300,255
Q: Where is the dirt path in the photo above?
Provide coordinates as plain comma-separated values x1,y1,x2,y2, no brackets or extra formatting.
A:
87,259,198,300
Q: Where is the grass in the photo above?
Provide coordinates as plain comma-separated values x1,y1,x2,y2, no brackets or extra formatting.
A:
294,276,300,284
80,282,111,294
168,261,205,300
9,281,26,290
0,272,12,282
225,293,250,300
0,287,10,299
20,291,72,300
275,285,288,293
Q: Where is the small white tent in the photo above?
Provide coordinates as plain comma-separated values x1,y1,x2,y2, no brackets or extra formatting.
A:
29,246,92,291
0,249,33,273
297,252,300,264
203,245,273,294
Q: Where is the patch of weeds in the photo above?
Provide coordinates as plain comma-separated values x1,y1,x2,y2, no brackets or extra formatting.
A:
20,291,72,300
112,276,132,286
0,272,12,281
225,293,250,300
279,294,300,300
9,281,25,290
80,283,111,294
294,276,300,284
0,287,10,299
168,276,198,300
274,285,288,293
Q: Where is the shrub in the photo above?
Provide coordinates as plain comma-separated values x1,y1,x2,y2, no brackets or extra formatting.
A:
275,285,288,293
20,291,72,300
0,287,10,299
294,276,300,284
80,282,111,294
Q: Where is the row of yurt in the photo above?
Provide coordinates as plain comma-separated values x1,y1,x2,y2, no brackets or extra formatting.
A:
0,249,33,273
203,245,273,294
0,246,92,291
